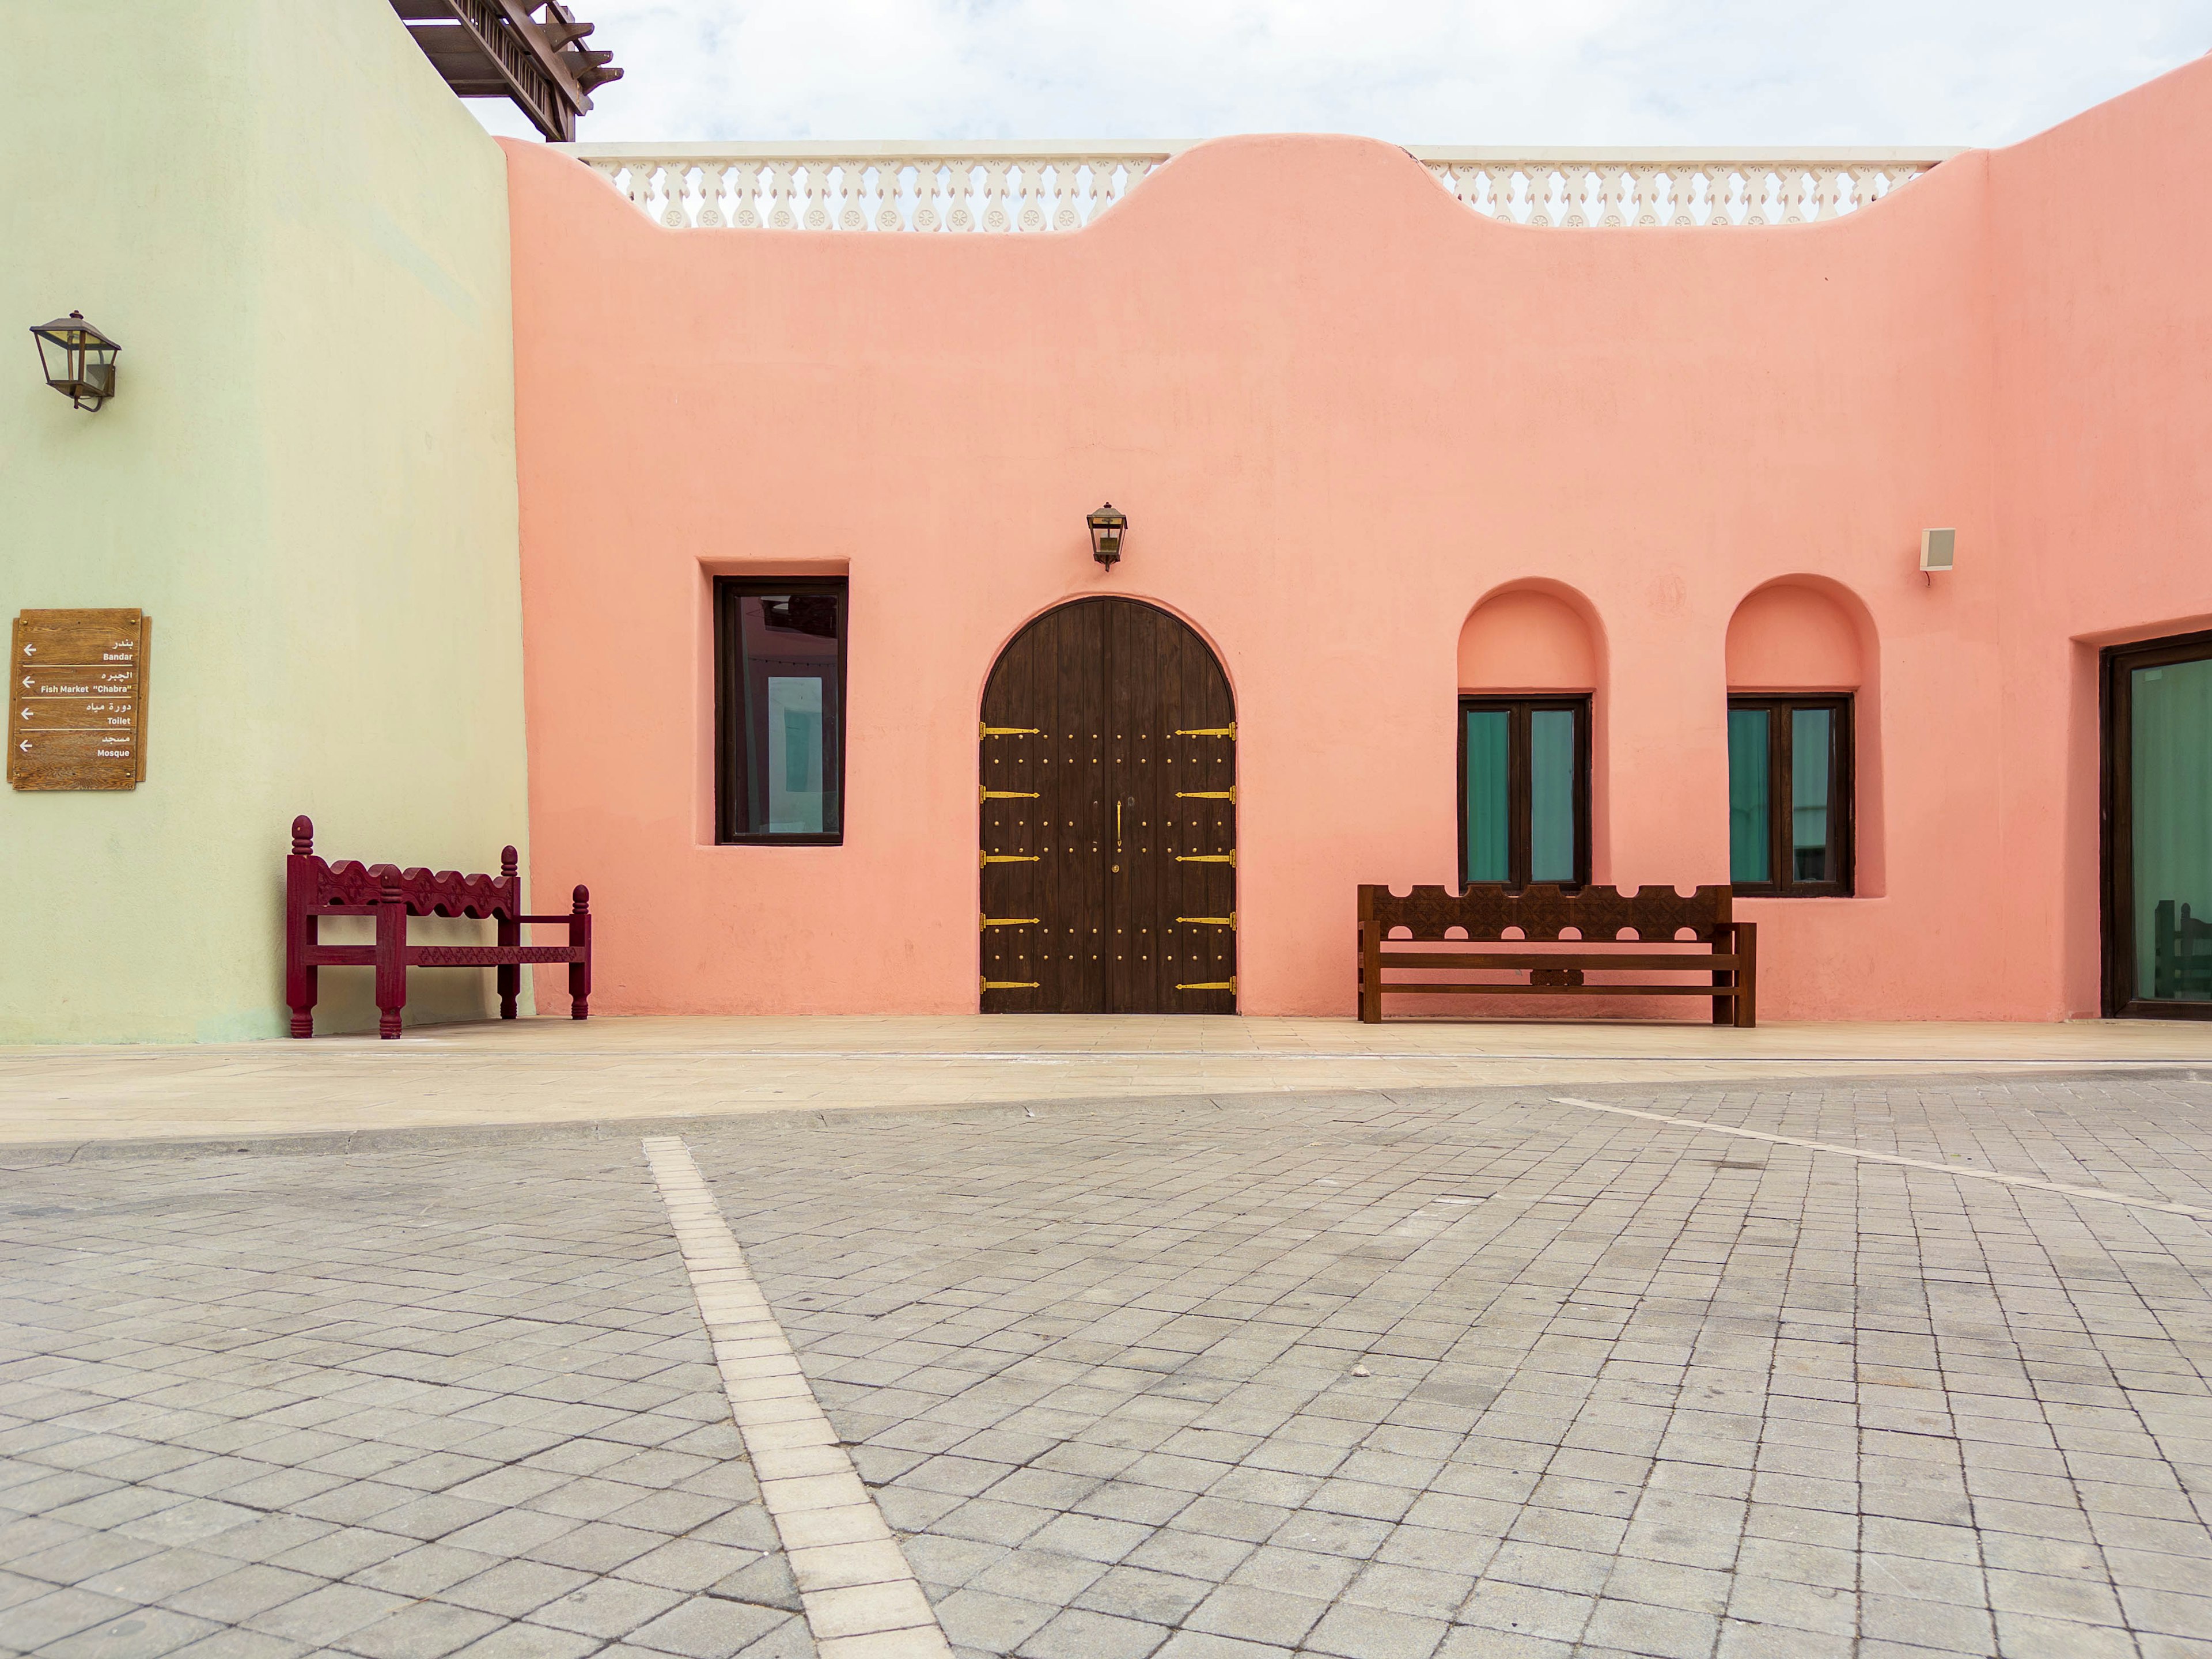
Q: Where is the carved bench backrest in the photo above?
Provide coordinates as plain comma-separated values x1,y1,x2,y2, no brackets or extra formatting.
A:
289,815,521,921
1359,883,1732,942
306,857,521,921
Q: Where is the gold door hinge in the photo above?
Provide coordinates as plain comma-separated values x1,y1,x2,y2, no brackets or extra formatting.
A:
982,724,1041,738
982,787,1040,802
1176,851,1236,866
1176,788,1235,801
1173,724,1236,739
1176,978,1237,993
982,978,1040,991
981,914,1040,930
1177,914,1237,928
982,852,1040,866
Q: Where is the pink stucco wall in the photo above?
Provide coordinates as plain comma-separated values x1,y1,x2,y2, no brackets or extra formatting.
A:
503,56,2212,1020
1988,66,2212,1020
1460,590,1599,692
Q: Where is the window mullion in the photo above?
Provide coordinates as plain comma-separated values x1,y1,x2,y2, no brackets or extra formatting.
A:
1827,702,1844,890
1510,702,1531,888
1771,700,1791,897
1576,699,1591,886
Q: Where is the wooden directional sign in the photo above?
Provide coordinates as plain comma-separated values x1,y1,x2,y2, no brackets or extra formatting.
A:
9,609,149,791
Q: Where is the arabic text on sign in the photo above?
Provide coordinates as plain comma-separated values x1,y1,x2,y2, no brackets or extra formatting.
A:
8,609,149,791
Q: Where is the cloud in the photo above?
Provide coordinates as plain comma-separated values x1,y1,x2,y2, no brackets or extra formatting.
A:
477,0,2212,149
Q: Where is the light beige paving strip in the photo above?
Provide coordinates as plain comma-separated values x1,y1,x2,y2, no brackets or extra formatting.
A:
1551,1093,2212,1219
10,1016,2212,1147
642,1135,953,1659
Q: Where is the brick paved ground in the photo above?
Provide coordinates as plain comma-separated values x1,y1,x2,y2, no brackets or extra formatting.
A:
6,1074,2212,1658
0,1142,812,1659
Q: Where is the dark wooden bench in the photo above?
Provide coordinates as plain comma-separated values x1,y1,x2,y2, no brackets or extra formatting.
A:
1358,883,1755,1026
284,815,592,1039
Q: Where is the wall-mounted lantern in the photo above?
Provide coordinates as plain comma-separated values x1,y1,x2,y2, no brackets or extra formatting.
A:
31,312,120,411
1920,527,1955,586
1087,502,1127,569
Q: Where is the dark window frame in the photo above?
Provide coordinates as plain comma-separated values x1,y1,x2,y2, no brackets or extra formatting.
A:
1728,694,1853,897
1456,695,1592,889
2100,627,2212,1020
714,577,849,846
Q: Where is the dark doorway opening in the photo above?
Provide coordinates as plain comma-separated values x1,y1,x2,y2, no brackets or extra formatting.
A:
2103,629,2212,1018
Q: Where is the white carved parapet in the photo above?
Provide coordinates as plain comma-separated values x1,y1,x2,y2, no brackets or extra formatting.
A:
1414,148,1957,226
554,141,1960,232
555,142,1177,233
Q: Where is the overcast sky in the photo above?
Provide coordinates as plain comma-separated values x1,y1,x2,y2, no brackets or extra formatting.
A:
471,1,2212,149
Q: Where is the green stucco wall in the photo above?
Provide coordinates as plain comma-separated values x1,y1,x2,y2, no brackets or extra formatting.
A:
0,0,531,1043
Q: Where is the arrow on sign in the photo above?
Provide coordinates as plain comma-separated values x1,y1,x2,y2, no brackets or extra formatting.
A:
17,739,29,752
18,676,29,688
18,710,29,721
22,644,35,656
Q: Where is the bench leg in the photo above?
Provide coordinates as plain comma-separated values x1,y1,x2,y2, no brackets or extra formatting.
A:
285,842,317,1038
497,915,520,1020
569,885,592,1020
375,881,407,1040
1733,922,1757,1028
286,918,318,1039
1358,923,1381,1024
288,969,317,1039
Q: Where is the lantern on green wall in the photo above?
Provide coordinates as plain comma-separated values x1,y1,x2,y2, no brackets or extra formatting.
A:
31,312,120,411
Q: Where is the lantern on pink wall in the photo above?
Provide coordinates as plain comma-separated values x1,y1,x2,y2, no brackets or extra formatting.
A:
1086,502,1127,569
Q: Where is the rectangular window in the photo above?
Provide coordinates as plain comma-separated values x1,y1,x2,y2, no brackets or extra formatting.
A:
2103,631,2212,1017
1727,695,1851,896
715,579,847,844
1458,696,1591,888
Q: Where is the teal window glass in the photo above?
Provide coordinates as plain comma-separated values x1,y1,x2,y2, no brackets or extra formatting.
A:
1728,709,1770,883
2132,656,2212,1002
1726,696,1849,895
1463,708,1509,883
767,677,825,832
1459,697,1588,887
1529,710,1577,882
718,582,846,842
1791,707,1833,882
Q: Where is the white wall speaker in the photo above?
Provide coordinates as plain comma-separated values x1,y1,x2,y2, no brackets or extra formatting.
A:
1920,528,1956,572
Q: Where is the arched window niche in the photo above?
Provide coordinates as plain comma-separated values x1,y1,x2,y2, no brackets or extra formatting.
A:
1725,578,1884,897
1456,582,1609,888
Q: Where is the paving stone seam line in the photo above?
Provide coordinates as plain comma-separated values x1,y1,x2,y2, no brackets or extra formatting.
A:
641,1134,956,1659
12,1047,2207,1066
1550,1093,2212,1219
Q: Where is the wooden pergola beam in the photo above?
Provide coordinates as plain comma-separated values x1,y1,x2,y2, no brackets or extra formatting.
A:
389,0,622,142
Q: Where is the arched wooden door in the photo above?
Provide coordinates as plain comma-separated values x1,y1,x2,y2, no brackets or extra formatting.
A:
980,599,1236,1013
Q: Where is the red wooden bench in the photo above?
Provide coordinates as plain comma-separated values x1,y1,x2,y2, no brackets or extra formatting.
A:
1358,882,1756,1026
284,815,591,1039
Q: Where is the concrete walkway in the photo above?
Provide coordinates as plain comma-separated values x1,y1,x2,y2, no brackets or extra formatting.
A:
5,1017,2211,1149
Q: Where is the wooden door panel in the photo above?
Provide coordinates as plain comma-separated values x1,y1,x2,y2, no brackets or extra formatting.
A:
1165,729,1237,1011
983,598,1234,1014
1156,613,1236,1015
980,603,1106,1012
1107,603,1237,1014
1104,601,1147,1010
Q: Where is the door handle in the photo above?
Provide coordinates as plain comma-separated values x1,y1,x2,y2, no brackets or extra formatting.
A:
1115,801,1122,854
